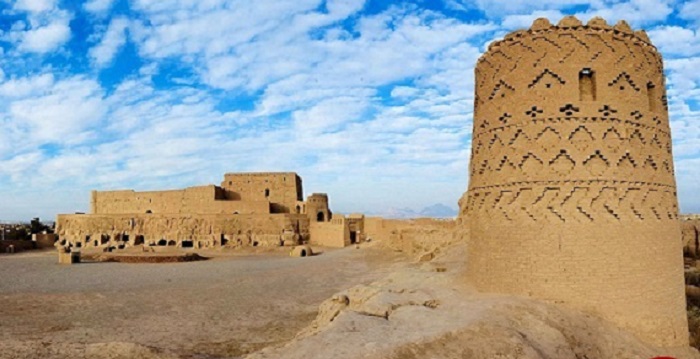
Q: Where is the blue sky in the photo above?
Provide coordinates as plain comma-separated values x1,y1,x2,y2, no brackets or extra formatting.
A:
0,0,699,221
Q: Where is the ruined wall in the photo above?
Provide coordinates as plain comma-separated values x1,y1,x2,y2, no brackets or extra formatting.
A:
363,217,457,260
683,219,700,258
56,213,309,249
221,172,302,213
309,217,349,248
461,16,687,346
32,233,57,248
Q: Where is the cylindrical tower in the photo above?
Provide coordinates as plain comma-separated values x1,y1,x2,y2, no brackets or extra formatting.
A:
461,16,688,347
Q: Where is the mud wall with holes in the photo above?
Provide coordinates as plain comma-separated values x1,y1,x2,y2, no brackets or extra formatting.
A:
460,16,687,347
56,213,310,249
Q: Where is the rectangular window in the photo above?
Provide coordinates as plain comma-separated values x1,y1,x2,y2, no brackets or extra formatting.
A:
579,68,596,101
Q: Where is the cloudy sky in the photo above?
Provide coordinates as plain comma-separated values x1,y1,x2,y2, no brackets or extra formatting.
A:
0,0,698,221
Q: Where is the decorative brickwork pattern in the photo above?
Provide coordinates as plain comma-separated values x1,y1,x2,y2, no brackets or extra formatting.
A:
460,16,688,347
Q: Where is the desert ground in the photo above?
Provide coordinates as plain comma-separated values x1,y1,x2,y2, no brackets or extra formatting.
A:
2,240,700,359
0,245,405,359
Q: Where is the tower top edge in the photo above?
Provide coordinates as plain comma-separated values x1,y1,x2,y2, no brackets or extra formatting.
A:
485,16,656,56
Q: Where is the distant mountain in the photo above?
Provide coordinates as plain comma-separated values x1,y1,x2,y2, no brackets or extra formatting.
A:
419,203,458,218
377,204,458,219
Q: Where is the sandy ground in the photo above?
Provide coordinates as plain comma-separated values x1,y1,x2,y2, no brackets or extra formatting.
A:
249,243,700,359
0,246,405,358
3,242,699,359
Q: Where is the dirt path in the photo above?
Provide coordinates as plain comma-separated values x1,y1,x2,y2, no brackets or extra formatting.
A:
0,245,404,358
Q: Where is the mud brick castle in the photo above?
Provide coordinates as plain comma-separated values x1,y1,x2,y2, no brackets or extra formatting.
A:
56,172,361,250
459,16,687,346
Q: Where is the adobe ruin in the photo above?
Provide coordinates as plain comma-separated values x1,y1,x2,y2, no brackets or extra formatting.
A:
459,16,687,347
56,172,362,250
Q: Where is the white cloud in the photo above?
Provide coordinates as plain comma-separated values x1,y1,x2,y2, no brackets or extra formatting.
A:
13,0,57,13
581,0,674,25
6,3,73,55
648,26,700,56
17,18,71,53
0,73,54,98
501,10,565,30
2,0,700,220
470,0,601,16
391,86,420,98
463,0,673,27
0,75,105,152
83,0,117,14
679,0,700,23
89,17,129,67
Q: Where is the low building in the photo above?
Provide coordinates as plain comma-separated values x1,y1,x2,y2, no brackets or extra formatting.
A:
55,172,358,250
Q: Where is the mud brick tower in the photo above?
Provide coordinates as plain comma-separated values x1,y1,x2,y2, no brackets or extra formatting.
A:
460,16,688,346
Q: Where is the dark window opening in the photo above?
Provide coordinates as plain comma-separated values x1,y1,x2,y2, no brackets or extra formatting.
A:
296,205,301,214
134,235,144,245
158,239,167,246
253,241,259,247
579,68,596,101
94,240,98,246
300,249,307,257
221,234,228,246
350,231,357,244
146,210,152,214
317,212,325,222
182,240,194,248
264,188,270,197
76,242,82,248
168,240,176,246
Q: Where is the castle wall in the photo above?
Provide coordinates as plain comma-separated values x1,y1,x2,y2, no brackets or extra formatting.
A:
364,217,455,243
309,217,349,248
221,172,302,214
91,186,270,215
461,17,687,347
363,217,391,241
56,213,309,249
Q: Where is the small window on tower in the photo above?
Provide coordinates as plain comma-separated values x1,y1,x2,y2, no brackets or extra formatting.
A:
579,68,596,101
265,189,270,197
647,82,658,112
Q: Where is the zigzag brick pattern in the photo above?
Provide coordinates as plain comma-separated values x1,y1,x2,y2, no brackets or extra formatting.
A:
460,16,688,347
